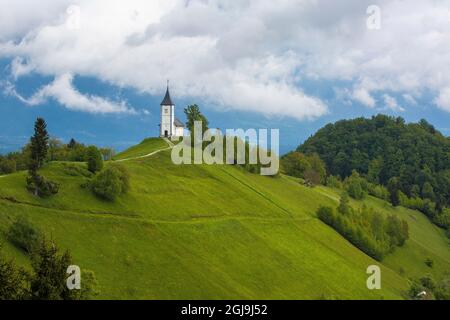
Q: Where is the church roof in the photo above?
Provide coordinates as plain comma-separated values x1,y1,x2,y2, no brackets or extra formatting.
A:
174,118,185,128
161,86,174,106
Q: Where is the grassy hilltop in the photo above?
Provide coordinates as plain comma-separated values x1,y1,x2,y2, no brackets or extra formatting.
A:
0,138,449,299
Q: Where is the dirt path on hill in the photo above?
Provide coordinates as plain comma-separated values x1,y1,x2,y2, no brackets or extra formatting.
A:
114,137,175,162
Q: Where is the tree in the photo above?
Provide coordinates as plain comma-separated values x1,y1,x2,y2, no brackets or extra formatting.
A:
99,148,115,161
1,239,97,300
67,138,77,149
184,104,209,138
308,153,327,184
345,171,366,200
30,118,49,169
281,152,326,185
30,238,77,300
337,192,351,215
370,212,385,240
385,215,409,247
48,137,64,161
387,177,401,207
281,152,311,178
304,169,321,187
422,182,435,201
0,249,29,300
86,146,104,173
0,157,16,174
368,157,383,184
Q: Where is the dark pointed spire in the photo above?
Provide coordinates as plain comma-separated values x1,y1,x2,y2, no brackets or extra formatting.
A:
161,80,174,106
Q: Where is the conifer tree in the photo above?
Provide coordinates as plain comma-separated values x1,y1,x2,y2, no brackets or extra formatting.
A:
30,118,49,169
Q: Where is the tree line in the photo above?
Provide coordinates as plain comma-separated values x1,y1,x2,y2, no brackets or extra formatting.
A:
0,133,115,176
317,194,409,261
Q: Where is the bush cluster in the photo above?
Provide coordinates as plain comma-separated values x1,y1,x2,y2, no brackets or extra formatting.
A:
26,172,59,198
317,198,409,261
91,164,130,201
7,217,41,254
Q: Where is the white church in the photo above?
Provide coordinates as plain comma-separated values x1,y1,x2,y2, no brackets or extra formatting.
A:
159,84,185,138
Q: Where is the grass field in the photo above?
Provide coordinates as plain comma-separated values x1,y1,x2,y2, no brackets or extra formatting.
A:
0,138,448,299
113,138,169,161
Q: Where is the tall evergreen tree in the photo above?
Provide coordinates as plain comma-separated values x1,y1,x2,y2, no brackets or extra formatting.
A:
30,238,76,300
0,250,29,300
30,118,49,169
67,138,77,149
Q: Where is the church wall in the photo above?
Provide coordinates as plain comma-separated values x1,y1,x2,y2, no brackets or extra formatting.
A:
175,126,184,137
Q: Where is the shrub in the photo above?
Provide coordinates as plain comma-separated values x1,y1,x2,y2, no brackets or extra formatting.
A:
435,278,450,300
337,193,352,215
326,175,343,189
0,158,16,174
110,164,130,193
91,165,129,201
304,169,321,187
425,258,434,268
8,217,41,254
86,146,104,173
344,171,367,200
281,152,326,183
317,206,335,224
316,204,409,261
368,184,389,201
385,215,409,247
26,172,59,198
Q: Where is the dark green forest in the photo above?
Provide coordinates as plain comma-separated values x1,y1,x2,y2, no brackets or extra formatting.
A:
297,115,450,231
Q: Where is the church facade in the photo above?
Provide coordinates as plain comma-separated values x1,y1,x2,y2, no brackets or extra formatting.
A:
159,85,185,138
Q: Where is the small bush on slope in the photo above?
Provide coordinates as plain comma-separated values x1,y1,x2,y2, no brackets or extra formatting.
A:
91,164,130,201
26,170,59,198
8,217,41,254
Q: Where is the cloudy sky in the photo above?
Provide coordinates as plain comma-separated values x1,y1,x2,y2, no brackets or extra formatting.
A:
1,0,450,153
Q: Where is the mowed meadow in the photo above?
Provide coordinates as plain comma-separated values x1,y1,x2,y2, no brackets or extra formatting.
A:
0,138,449,299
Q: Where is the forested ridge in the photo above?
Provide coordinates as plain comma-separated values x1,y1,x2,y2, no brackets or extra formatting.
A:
297,114,450,231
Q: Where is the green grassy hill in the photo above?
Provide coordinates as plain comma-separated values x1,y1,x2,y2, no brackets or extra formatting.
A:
0,138,448,299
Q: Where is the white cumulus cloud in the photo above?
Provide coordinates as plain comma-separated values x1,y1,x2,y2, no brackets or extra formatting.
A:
5,74,135,114
435,87,450,112
383,94,405,113
0,0,450,118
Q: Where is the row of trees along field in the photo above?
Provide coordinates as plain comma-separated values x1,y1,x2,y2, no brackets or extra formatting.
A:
288,114,450,235
0,117,129,203
184,104,274,175
0,135,115,176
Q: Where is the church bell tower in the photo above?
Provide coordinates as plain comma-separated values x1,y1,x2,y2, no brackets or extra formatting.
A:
160,83,175,138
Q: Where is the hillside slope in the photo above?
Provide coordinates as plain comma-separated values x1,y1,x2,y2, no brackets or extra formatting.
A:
0,138,448,299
